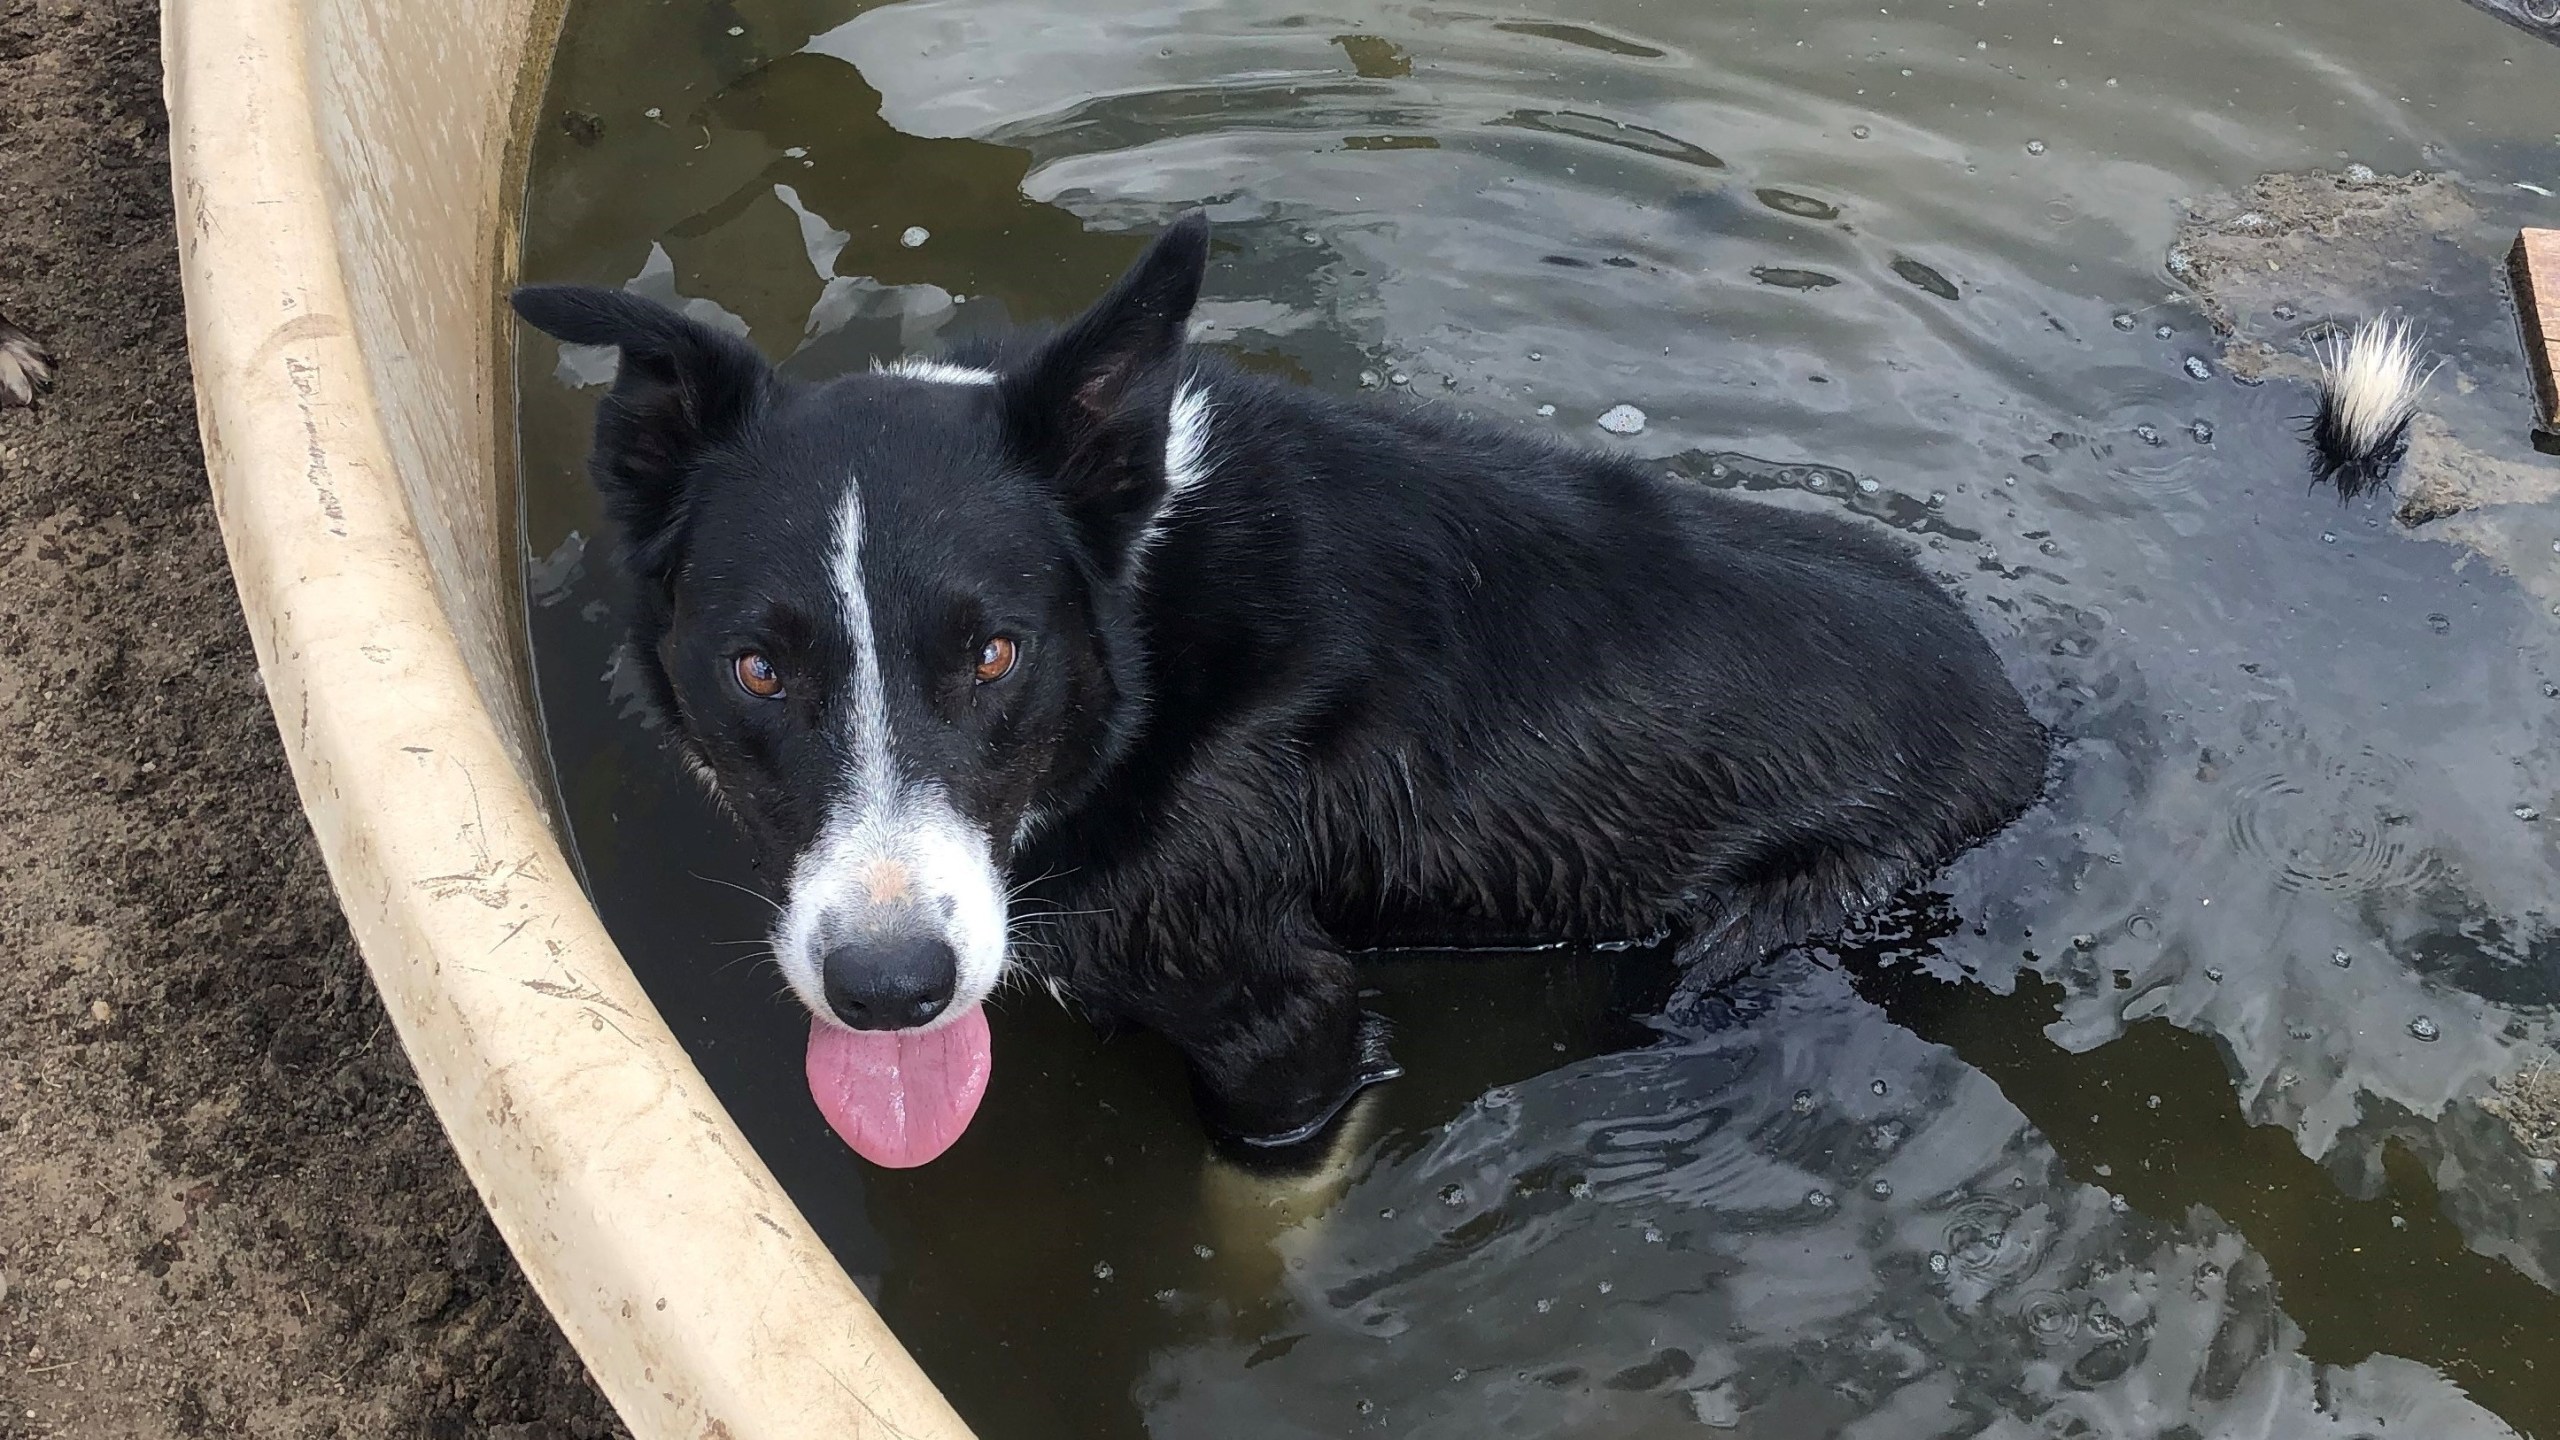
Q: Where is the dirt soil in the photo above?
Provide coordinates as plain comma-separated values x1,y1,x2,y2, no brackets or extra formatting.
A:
0,2,623,1435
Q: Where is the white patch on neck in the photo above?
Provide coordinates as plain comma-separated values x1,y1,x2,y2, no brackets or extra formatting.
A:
875,356,1000,385
770,473,1010,1031
1128,378,1217,568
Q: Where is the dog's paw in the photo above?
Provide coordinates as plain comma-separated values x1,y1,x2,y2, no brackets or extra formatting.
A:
0,315,56,407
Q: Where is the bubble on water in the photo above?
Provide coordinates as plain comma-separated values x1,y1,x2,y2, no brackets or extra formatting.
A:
2182,355,2214,380
1534,1297,1554,1314
2026,139,2047,155
1359,370,1382,388
1851,124,1872,139
2288,1023,2313,1040
1597,1280,1614,1295
1536,403,1557,417
2321,532,2338,544
1871,1078,1890,1095
1927,490,1947,508
899,226,930,248
2190,420,2215,443
1569,1179,1594,1200
1807,1189,1835,1210
2109,1193,2129,1214
2147,1094,2162,1109
1304,232,1323,245
2205,966,2225,983
2165,248,2193,279
1484,1086,1517,1109
727,23,744,34
1858,476,1880,493
1390,371,1411,386
2409,1016,2441,1042
1193,1243,1216,1259
2543,683,2560,699
2334,949,2354,968
2111,312,2136,330
1597,403,1647,435
1356,1398,1376,1416
1642,1223,1665,1244
643,106,663,119
2134,424,2163,447
1792,1089,1817,1114
1526,350,1543,361
2273,302,2298,321
1092,1262,1113,1280
1440,1184,1469,1208
2345,162,2378,184
782,146,808,159
2428,613,2452,635
2515,805,2543,822
1808,473,1828,488
2152,323,2174,340
1928,1251,1951,1276
1870,1178,1894,1199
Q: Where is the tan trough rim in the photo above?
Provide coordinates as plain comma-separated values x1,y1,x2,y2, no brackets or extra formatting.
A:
162,0,973,1433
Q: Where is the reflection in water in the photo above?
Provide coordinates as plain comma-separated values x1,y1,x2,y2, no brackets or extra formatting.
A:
1146,959,2512,1439
517,0,2560,1434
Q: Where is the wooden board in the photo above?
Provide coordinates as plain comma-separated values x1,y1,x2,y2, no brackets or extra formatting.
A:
2512,228,2560,433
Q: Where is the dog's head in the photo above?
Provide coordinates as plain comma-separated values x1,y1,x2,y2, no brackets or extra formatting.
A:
514,213,1210,1036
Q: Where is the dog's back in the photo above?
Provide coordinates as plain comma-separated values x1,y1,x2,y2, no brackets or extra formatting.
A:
1033,355,2046,980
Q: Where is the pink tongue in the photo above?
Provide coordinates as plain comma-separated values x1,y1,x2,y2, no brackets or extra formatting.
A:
805,1006,992,1168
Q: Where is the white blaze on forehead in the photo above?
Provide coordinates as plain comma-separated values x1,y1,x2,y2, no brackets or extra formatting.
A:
771,470,1010,1029
874,356,1001,385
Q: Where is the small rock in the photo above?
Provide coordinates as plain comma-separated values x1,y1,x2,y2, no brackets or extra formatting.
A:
89,999,112,1023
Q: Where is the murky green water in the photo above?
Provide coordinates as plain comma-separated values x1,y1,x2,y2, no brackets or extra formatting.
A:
515,2,2560,1434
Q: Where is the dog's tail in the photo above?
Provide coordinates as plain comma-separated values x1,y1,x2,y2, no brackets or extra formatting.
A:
0,309,55,408
2306,315,2433,501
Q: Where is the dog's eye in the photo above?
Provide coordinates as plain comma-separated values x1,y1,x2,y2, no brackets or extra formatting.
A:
973,635,1019,684
733,651,785,699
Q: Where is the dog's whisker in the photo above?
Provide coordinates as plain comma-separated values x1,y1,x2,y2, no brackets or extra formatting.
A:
689,869,783,914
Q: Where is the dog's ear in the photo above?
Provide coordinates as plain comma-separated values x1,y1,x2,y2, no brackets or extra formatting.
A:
511,285,770,590
1004,211,1209,573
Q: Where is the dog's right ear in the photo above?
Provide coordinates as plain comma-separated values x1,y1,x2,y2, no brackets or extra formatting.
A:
511,285,770,589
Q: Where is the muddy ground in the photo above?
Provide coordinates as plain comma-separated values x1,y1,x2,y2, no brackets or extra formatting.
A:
0,2,621,1435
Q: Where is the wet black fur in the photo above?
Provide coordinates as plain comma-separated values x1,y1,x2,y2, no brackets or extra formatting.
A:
512,213,2048,1147
2305,389,2412,503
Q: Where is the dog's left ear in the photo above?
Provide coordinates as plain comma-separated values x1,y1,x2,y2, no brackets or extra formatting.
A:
1006,211,1209,573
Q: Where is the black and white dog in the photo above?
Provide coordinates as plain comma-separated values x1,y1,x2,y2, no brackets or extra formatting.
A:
512,213,2046,1167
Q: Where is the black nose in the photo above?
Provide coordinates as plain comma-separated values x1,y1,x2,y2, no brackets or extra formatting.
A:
820,936,958,1030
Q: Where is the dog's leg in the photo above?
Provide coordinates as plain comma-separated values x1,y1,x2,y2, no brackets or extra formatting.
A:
1139,924,1403,1149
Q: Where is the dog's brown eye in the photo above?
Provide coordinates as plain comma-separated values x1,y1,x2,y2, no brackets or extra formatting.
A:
734,651,785,699
974,635,1019,684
